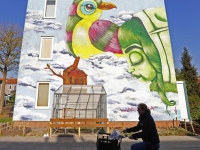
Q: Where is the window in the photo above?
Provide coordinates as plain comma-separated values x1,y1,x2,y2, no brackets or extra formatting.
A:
44,0,57,18
39,37,54,60
9,86,11,89
35,82,51,109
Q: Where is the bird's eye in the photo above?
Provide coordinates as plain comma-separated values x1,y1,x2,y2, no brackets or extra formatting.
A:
129,52,143,65
81,2,96,15
85,4,94,11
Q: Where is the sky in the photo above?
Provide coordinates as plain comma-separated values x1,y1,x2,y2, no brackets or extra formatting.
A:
0,0,200,76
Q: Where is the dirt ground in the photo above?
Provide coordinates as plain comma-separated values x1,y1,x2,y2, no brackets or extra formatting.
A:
24,127,194,137
25,127,49,137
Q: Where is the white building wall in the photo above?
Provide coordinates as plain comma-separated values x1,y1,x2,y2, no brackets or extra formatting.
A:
14,0,70,121
14,0,181,121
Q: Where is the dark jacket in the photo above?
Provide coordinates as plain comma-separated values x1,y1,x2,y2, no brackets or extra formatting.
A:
126,110,160,144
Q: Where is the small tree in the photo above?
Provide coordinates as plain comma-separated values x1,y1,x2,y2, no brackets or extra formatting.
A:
188,95,200,122
180,47,200,96
175,68,184,81
0,23,22,114
7,92,16,104
179,47,200,123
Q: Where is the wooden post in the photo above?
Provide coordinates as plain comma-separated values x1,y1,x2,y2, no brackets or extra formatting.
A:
184,119,187,130
0,123,2,135
19,120,22,130
49,122,52,137
122,122,124,130
11,121,14,130
166,121,169,136
6,122,9,130
78,122,80,137
22,121,25,136
176,117,178,128
106,121,109,133
190,121,196,135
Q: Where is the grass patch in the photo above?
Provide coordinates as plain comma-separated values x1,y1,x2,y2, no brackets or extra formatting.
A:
157,127,193,136
150,82,178,93
0,118,12,123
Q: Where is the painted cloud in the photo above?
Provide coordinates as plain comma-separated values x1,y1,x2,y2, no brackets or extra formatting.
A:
24,10,62,33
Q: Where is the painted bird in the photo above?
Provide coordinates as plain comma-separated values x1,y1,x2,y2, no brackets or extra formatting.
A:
66,0,123,58
65,0,176,110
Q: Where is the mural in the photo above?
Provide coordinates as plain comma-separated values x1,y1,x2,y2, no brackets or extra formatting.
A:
13,0,180,121
66,0,177,113
45,57,87,85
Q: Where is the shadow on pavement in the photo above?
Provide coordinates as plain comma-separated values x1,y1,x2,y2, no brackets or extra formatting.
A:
0,135,200,150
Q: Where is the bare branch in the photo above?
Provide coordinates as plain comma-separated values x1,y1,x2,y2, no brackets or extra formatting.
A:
0,23,22,73
0,23,22,114
44,65,65,79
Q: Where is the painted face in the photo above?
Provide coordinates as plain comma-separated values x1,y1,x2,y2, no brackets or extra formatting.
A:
123,47,156,82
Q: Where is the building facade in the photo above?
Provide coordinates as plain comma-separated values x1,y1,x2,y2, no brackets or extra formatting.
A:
14,0,180,121
0,78,17,96
0,78,17,105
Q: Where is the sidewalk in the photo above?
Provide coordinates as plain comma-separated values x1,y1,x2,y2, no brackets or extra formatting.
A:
0,135,200,150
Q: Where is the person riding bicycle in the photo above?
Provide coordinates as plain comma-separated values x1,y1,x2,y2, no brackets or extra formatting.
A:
122,103,160,150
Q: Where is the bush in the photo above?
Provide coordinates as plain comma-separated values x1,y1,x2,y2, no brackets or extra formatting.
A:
0,117,12,123
188,95,200,122
6,92,16,104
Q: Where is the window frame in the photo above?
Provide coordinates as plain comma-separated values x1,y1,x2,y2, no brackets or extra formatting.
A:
43,0,57,18
35,81,51,109
39,36,54,60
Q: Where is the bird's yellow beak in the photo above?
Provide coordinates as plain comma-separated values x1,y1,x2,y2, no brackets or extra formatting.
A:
98,2,117,10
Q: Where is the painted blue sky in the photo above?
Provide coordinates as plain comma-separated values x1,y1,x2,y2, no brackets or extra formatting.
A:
0,0,200,77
